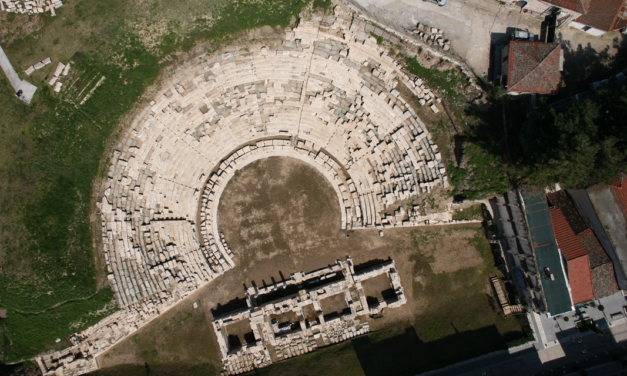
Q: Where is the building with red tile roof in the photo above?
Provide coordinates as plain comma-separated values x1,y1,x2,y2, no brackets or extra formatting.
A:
549,207,588,259
566,256,595,303
544,0,590,13
502,41,562,94
549,206,594,304
577,0,627,31
579,229,619,299
538,0,627,35
547,191,619,304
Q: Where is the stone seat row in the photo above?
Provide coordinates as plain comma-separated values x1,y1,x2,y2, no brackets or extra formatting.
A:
40,8,452,376
99,38,449,306
101,14,444,347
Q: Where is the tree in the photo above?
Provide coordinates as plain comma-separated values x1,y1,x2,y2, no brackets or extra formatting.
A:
517,82,627,188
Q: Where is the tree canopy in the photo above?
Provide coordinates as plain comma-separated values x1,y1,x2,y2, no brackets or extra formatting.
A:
518,83,627,188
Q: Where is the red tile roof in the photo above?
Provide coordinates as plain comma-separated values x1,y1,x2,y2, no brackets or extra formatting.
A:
547,194,619,301
544,0,590,14
578,228,611,268
616,16,627,29
547,190,587,234
508,42,561,94
590,263,619,299
577,229,618,299
611,173,627,218
567,255,595,304
550,207,588,260
576,0,627,31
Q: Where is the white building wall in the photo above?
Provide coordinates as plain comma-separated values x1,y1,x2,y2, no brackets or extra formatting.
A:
569,21,607,36
569,21,587,30
586,27,607,36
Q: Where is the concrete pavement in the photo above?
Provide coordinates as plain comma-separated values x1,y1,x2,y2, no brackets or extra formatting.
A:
0,45,37,104
351,0,622,81
352,0,540,78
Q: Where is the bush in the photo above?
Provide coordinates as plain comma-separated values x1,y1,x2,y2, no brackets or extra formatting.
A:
599,305,605,311
491,85,506,100
563,316,569,322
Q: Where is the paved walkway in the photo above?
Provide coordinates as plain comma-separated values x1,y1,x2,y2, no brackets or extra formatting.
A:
0,45,37,104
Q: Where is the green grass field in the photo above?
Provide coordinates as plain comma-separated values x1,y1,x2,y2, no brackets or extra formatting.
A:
0,0,328,363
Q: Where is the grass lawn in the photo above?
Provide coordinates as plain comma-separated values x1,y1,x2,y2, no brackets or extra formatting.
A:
452,204,484,221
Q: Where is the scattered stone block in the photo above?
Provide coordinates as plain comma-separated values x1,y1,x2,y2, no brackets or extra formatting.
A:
53,62,65,77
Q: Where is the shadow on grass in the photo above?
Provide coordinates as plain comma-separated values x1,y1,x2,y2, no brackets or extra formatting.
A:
353,325,531,376
88,363,219,376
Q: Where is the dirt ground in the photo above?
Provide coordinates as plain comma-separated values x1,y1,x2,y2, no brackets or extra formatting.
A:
95,296,222,375
423,228,483,274
93,156,525,376
320,293,350,316
361,274,393,303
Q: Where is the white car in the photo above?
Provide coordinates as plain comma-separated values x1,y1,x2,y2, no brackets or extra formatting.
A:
423,0,447,6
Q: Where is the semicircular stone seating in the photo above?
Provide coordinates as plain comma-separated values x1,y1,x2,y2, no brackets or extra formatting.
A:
36,6,452,376
99,19,448,311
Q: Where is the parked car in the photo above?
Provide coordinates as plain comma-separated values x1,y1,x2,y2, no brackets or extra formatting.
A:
423,0,447,6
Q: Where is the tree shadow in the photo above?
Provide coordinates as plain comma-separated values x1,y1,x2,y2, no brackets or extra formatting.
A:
558,33,627,98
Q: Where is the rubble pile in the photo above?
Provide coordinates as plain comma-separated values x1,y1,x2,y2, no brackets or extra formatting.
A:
0,0,63,15
24,57,51,76
411,24,452,51
48,61,70,92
